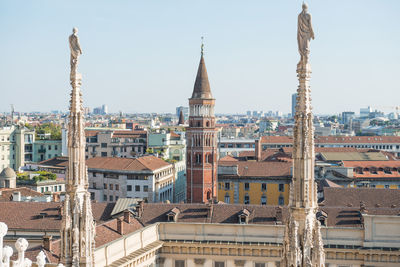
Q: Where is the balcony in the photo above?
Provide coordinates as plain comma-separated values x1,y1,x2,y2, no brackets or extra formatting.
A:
38,148,46,153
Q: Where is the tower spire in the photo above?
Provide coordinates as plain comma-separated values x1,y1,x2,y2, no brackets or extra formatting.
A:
186,45,218,203
281,4,325,266
61,27,95,267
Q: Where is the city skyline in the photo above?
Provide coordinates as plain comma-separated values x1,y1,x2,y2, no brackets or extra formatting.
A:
1,0,399,114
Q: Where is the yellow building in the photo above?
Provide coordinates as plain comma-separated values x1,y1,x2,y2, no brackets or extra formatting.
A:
217,160,292,205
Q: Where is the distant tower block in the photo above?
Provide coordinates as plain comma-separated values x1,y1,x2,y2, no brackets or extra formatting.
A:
178,110,185,125
186,42,218,203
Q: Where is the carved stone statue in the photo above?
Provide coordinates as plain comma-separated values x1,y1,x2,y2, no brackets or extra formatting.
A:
297,3,314,65
69,27,83,74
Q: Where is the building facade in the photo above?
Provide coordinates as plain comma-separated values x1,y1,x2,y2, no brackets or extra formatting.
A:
87,156,174,203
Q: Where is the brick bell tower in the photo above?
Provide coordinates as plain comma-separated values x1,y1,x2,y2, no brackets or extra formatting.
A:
186,42,218,203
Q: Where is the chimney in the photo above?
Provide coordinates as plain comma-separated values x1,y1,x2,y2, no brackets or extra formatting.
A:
12,191,21,202
52,193,60,202
43,235,53,251
123,209,131,224
255,139,261,161
275,206,283,224
206,203,214,222
117,218,124,235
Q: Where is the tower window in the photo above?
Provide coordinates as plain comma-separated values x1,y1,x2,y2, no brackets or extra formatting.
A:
206,121,210,127
197,121,200,127
196,154,202,164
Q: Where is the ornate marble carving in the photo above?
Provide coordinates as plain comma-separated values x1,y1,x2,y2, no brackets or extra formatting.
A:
61,28,95,267
282,3,325,267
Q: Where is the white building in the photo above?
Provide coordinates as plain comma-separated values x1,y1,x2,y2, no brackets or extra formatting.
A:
87,155,174,203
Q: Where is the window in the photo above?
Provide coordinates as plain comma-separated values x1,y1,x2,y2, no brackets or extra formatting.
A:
224,194,230,203
262,183,267,191
104,183,107,189
278,196,284,205
143,185,148,192
59,185,62,191
135,185,140,192
279,184,284,192
48,145,51,150
101,143,107,148
261,195,267,205
196,154,201,164
244,183,250,191
255,264,266,267
385,185,390,189
225,182,230,190
93,172,97,177
92,182,96,189
116,196,119,201
215,262,225,267
103,195,107,201
55,145,58,150
175,260,185,267
115,184,119,191
127,185,132,191
109,195,114,202
244,194,250,204
101,152,107,157
109,184,114,190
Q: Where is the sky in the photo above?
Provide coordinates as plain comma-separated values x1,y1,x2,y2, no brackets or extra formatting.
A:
0,0,399,115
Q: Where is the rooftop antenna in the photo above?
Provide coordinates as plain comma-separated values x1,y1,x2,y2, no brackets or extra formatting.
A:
10,104,14,125
201,36,204,56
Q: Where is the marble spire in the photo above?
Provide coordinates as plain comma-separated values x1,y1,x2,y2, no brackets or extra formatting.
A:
60,27,95,267
281,4,325,267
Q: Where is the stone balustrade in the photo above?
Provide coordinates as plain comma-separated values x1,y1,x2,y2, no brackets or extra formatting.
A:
0,222,64,267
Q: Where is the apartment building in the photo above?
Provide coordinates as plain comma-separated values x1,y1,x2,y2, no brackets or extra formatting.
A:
218,160,291,205
87,155,174,203
0,125,35,171
85,129,147,159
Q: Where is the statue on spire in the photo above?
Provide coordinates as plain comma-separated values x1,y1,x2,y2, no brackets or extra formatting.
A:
69,27,83,75
297,3,314,66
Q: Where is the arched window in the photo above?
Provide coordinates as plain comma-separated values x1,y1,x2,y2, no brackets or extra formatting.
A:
206,190,211,200
206,121,210,127
196,154,201,164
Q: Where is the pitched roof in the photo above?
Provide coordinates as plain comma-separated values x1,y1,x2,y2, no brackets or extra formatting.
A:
0,187,44,201
320,152,388,161
218,161,291,177
342,160,400,169
191,55,213,99
138,203,287,225
260,135,400,144
321,187,400,209
0,202,115,230
219,155,239,162
86,156,170,172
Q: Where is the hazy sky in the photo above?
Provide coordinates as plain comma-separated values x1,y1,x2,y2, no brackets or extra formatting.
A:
1,0,399,115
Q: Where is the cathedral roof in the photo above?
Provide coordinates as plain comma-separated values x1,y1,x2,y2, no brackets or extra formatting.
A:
191,54,213,99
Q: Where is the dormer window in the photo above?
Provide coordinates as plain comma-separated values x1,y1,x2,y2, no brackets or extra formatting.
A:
166,207,180,222
238,209,250,224
316,211,327,226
